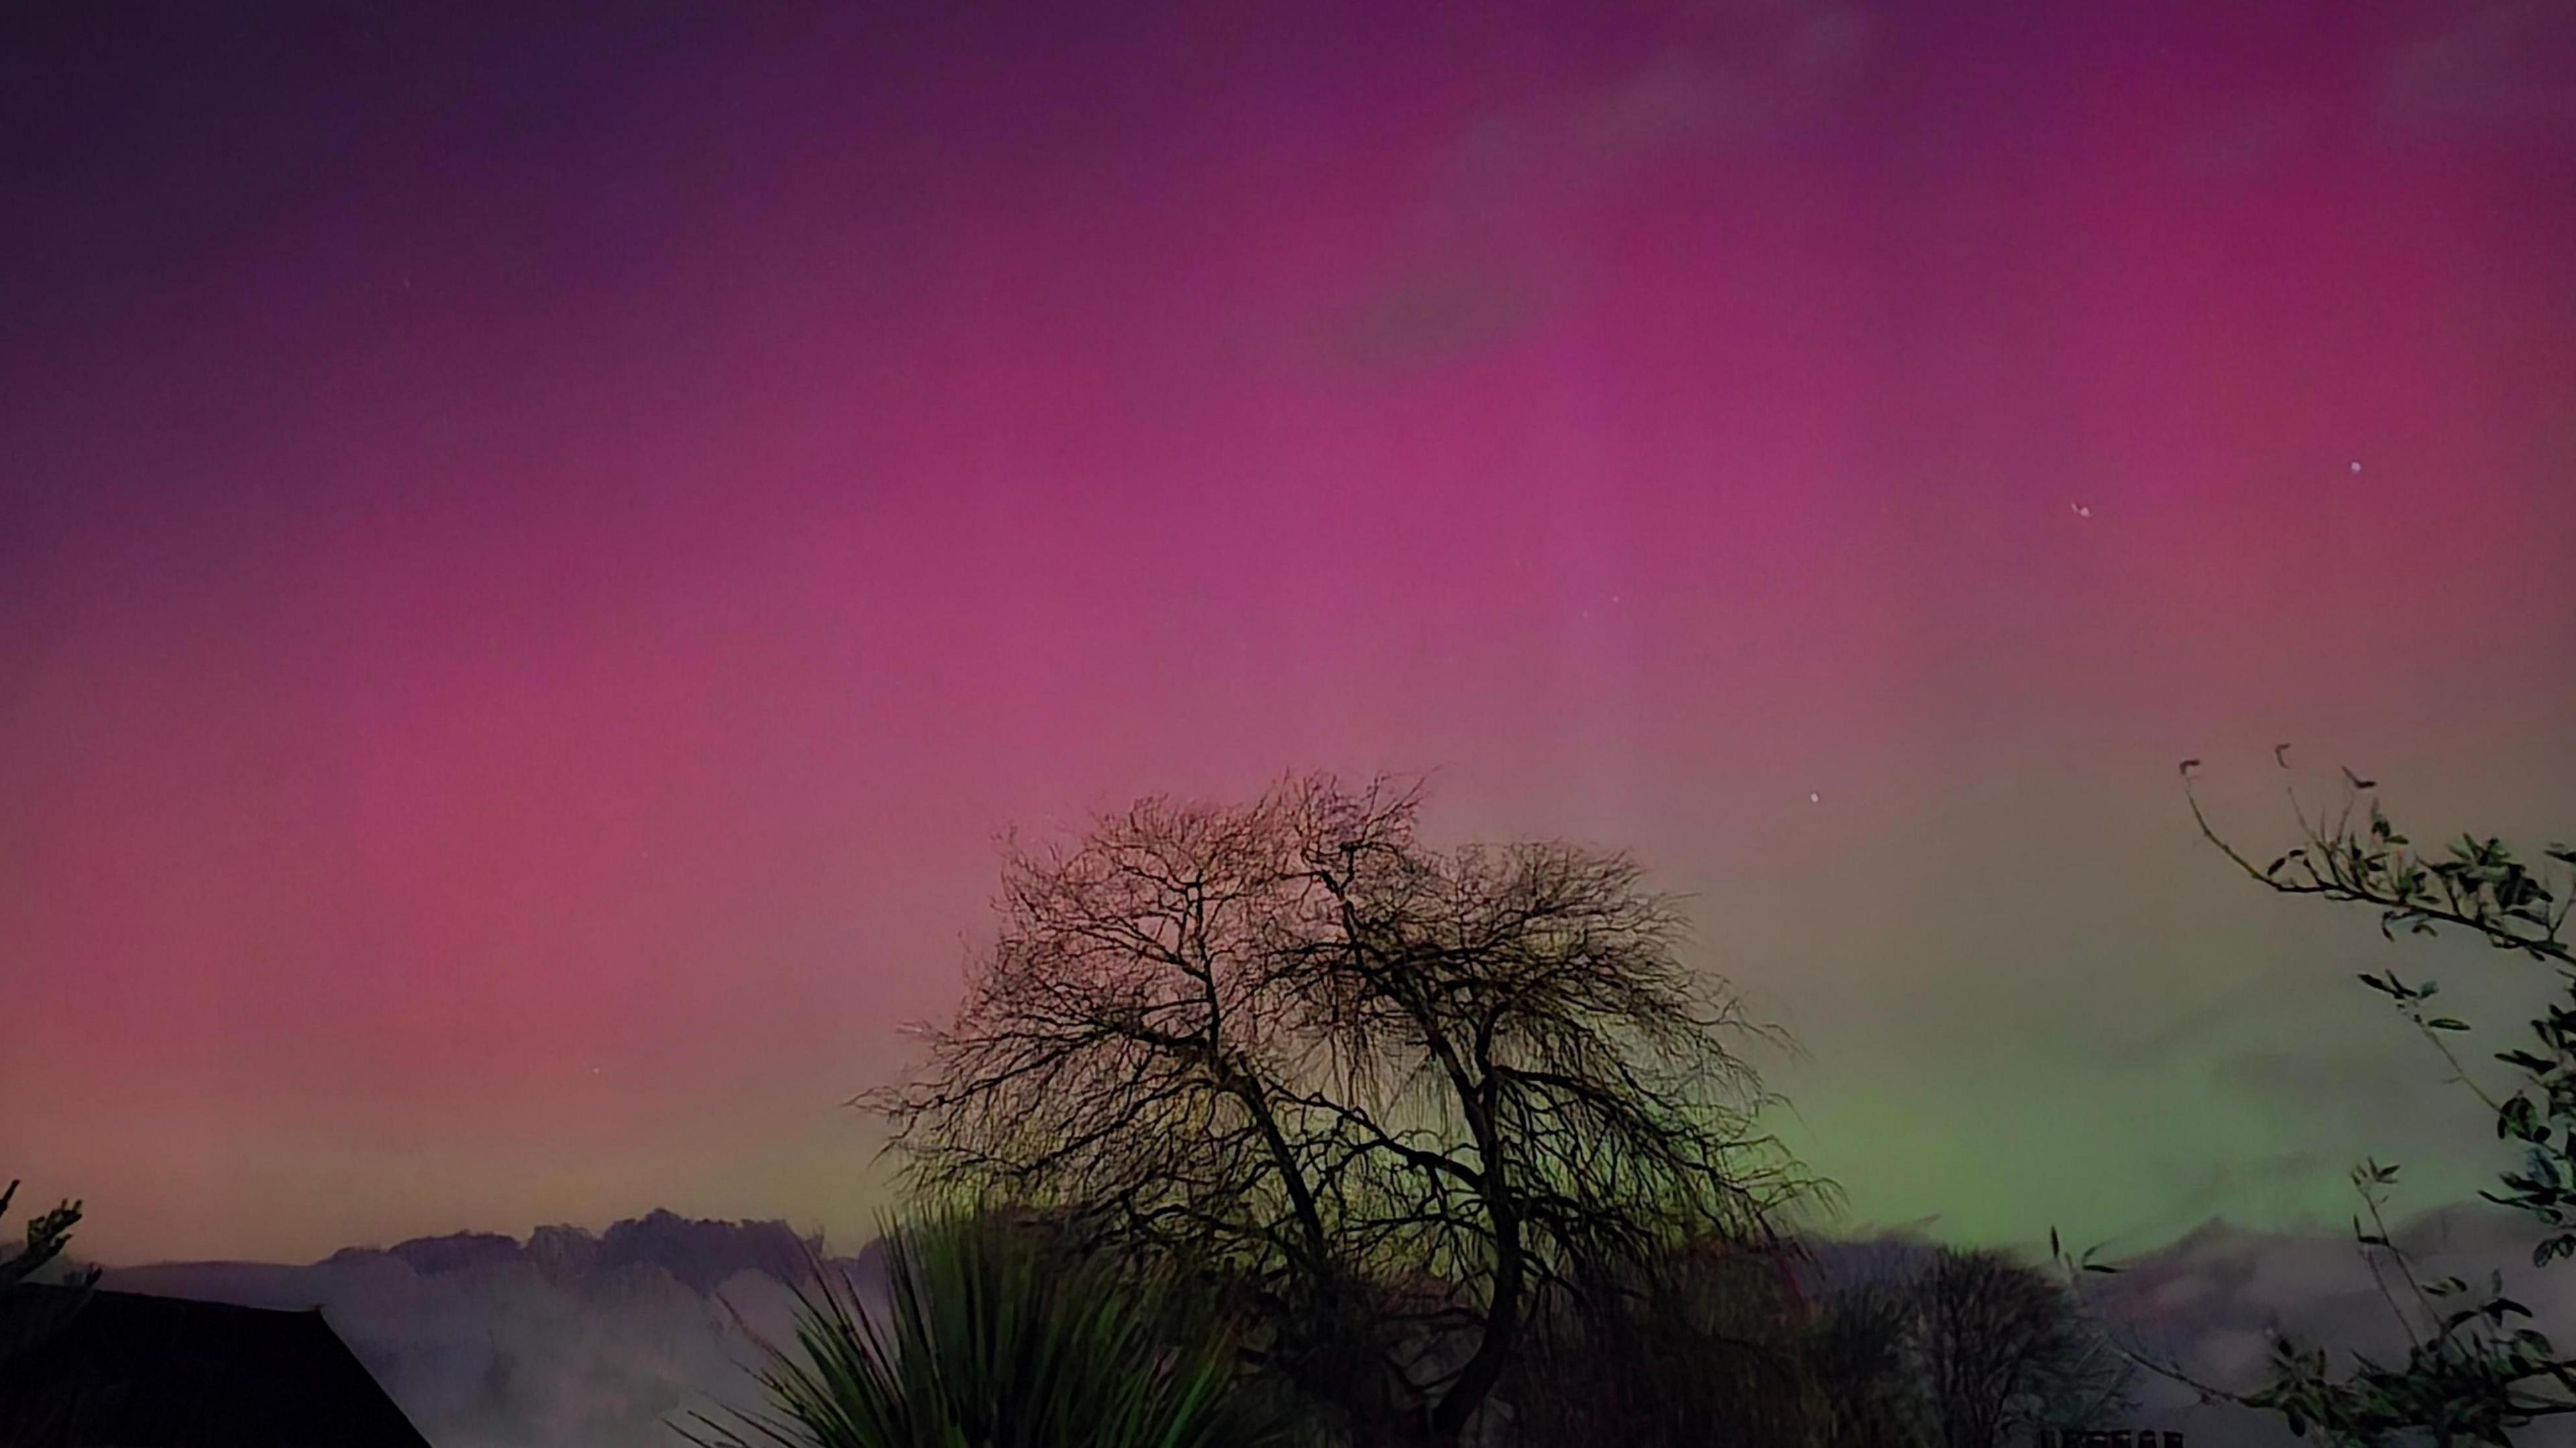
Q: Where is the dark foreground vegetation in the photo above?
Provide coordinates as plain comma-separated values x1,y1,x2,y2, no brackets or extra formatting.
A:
694,773,2137,1448
696,762,2576,1448
685,1206,2130,1448
17,757,2571,1448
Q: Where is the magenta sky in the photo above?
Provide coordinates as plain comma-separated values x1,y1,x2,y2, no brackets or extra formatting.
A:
5,0,2573,1265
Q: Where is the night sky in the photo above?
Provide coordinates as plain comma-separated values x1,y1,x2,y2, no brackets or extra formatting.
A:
5,0,2573,1267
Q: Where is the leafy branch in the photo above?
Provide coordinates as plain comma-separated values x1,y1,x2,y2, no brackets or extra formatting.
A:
0,1180,92,1294
2050,755,2576,1447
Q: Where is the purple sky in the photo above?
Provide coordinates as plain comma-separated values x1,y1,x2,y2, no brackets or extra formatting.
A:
4,0,2573,1264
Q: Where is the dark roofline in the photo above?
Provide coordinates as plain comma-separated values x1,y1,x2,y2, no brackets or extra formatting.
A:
0,1283,434,1447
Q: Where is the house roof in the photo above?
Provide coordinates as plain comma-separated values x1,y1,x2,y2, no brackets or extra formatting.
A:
0,1283,432,1447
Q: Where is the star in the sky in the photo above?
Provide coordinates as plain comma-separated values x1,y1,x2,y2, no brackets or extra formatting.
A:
2350,461,2363,474
2070,502,2092,518
1808,791,1821,803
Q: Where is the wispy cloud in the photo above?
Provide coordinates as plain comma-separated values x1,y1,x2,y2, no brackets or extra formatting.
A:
1324,0,1876,372
2382,1,2576,135
2090,1202,2576,1446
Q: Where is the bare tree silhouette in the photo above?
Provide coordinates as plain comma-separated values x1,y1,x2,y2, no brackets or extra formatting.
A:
1906,1247,2133,1448
866,771,1827,1445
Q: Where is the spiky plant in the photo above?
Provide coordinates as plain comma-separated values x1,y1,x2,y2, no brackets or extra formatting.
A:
677,1210,1296,1448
